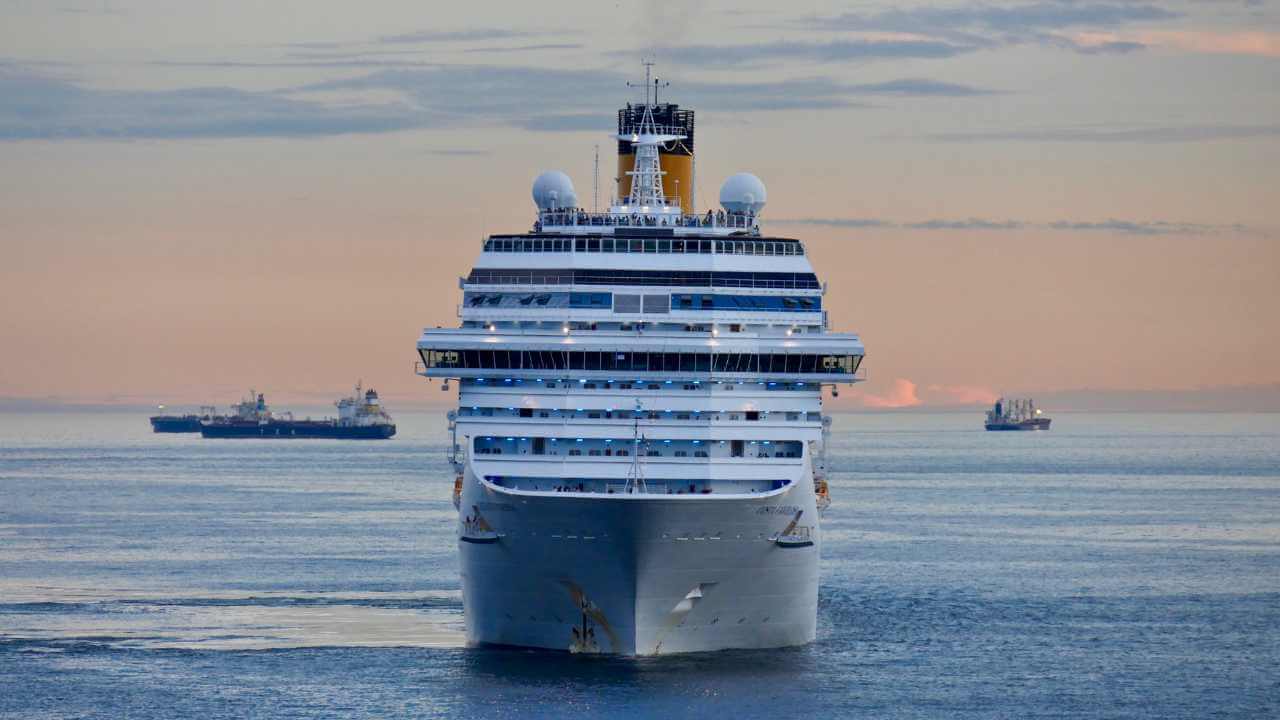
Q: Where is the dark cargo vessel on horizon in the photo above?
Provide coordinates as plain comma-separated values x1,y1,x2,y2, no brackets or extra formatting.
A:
197,386,396,439
985,397,1051,431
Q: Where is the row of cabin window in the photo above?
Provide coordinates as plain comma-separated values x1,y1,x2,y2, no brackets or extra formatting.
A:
460,379,817,392
483,237,804,256
473,437,804,459
463,407,823,422
465,269,821,290
423,349,861,374
463,291,821,312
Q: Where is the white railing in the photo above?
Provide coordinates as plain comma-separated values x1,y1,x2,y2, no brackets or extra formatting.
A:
618,123,687,138
536,209,757,232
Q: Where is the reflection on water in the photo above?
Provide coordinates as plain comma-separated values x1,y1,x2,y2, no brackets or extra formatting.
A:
2,591,465,651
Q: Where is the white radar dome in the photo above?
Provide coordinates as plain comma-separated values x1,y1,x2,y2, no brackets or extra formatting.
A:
719,173,767,214
532,171,578,211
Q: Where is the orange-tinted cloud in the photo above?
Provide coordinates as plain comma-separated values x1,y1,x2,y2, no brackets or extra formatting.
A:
1068,30,1280,58
858,378,922,408
923,384,1000,406
1148,30,1280,58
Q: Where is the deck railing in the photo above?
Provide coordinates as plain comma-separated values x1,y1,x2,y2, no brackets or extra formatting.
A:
536,209,756,232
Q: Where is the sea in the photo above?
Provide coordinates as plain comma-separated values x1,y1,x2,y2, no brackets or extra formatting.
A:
1,411,1278,718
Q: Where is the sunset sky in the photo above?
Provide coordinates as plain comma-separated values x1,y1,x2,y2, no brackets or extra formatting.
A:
2,1,1277,409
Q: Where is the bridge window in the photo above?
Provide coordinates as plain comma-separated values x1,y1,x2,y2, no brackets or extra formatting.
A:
421,349,862,376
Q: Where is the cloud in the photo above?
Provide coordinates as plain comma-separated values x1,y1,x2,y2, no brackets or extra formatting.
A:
285,48,435,60
815,3,1178,32
295,65,628,121
650,38,972,67
0,66,430,140
299,67,986,119
772,218,894,228
1045,219,1243,235
462,43,584,54
1063,39,1147,54
150,59,441,70
517,113,608,132
1077,29,1280,58
923,384,1001,406
792,3,1178,56
4,63,895,140
375,29,538,45
904,218,1024,230
930,124,1280,143
858,378,922,409
845,78,999,97
772,216,1249,235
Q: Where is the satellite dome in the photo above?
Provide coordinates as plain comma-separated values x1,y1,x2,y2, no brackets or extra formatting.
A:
719,173,767,214
532,171,578,211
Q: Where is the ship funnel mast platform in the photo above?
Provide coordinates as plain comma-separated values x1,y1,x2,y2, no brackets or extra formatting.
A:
533,63,761,237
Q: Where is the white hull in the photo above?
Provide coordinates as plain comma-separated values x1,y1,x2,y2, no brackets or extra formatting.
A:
458,465,820,655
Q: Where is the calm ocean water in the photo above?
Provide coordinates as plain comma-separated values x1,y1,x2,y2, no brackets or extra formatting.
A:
1,410,1278,718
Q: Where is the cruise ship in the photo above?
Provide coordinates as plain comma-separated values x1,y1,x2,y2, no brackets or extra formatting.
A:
416,69,865,655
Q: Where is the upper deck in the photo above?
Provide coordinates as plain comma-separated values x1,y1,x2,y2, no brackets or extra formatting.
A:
534,208,759,237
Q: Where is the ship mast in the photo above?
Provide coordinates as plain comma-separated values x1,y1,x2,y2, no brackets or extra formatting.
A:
624,399,648,494
617,61,684,214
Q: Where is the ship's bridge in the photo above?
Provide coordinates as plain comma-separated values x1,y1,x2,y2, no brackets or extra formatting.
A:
416,327,864,383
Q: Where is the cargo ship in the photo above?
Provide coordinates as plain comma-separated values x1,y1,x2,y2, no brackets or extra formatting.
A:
199,385,396,439
149,406,217,433
985,397,1051,431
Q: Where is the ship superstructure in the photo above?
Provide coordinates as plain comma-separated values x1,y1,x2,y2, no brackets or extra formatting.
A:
985,397,1051,431
416,68,864,654
149,405,218,433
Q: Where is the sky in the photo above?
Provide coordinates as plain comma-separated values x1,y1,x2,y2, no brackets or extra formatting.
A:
1,0,1278,410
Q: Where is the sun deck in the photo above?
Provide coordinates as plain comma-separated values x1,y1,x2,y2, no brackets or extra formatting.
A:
535,209,759,237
